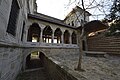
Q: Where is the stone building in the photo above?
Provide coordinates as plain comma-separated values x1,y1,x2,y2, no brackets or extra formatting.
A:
64,6,91,27
0,0,91,80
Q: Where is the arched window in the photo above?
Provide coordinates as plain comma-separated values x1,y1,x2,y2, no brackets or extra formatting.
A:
72,21,74,26
72,31,77,44
27,23,41,42
54,28,62,43
64,30,70,44
43,26,53,43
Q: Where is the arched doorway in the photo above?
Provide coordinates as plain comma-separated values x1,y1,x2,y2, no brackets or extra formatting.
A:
54,28,62,43
25,51,44,69
64,30,70,44
43,26,53,43
72,31,77,44
82,40,86,51
27,23,41,42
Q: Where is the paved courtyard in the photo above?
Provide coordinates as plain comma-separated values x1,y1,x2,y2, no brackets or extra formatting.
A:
51,53,120,80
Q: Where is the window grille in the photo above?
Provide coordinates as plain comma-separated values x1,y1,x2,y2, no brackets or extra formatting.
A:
6,0,20,36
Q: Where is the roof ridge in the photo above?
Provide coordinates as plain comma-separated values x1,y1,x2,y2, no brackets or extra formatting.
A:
35,12,64,21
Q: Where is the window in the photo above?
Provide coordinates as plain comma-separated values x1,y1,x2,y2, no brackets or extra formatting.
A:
82,40,86,51
81,19,84,24
81,19,87,25
81,19,84,26
72,21,74,26
64,30,70,44
84,20,87,24
72,32,77,44
0,0,2,5
21,21,25,41
6,0,20,36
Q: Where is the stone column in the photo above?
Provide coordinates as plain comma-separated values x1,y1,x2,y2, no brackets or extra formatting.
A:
52,31,54,43
23,30,27,42
61,33,64,44
77,30,80,45
40,29,43,42
69,34,72,44
57,37,59,43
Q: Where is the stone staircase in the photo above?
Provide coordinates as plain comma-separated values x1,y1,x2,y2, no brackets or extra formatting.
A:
87,33,120,55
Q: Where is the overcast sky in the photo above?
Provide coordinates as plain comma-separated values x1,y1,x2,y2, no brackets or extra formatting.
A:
36,0,112,20
36,0,69,20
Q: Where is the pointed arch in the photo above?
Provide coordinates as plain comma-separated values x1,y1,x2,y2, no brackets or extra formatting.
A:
64,30,70,44
27,23,41,42
72,31,77,44
54,28,62,43
43,25,53,43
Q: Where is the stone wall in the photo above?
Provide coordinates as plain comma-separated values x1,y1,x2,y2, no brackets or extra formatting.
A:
40,52,86,80
0,47,23,80
22,47,79,69
64,6,90,27
41,54,77,80
0,0,28,43
0,0,12,40
87,34,120,54
0,0,28,80
23,47,79,59
22,47,88,80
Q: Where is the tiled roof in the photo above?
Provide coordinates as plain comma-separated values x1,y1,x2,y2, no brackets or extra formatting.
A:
28,13,77,29
64,6,91,21
77,20,109,33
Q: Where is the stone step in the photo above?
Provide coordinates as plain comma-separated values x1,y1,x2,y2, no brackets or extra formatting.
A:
84,51,106,57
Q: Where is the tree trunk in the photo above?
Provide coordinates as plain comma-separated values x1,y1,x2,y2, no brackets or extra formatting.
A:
75,0,85,71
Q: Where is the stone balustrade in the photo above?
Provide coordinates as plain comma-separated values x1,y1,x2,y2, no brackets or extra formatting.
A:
23,42,79,48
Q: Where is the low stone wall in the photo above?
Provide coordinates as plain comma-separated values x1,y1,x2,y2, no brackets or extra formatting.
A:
40,53,86,80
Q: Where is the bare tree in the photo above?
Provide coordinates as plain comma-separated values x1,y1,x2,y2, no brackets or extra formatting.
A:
75,0,86,71
65,0,113,71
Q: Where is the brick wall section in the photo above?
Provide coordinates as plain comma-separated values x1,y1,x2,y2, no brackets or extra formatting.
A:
87,34,120,54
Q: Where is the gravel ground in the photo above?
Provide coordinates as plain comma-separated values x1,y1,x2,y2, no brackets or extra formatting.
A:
51,54,120,80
